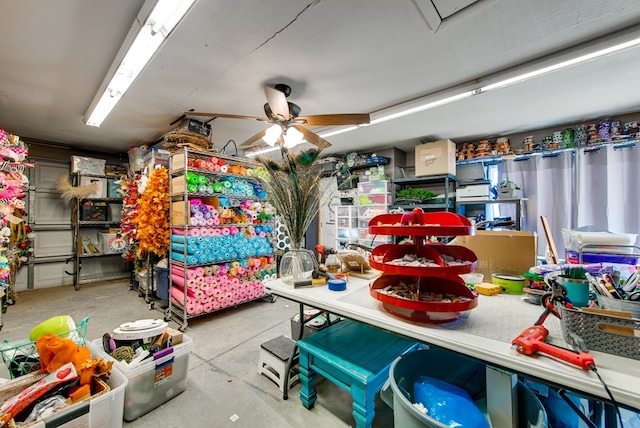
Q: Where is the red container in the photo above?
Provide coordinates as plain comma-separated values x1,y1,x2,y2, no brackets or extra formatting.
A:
370,274,478,323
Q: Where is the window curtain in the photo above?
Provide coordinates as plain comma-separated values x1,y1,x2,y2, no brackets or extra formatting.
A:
499,151,574,256
576,144,640,237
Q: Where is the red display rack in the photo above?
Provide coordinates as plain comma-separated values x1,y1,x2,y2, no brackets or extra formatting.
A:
368,208,479,323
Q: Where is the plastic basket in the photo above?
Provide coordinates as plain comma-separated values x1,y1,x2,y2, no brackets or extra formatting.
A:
559,306,640,360
0,317,89,379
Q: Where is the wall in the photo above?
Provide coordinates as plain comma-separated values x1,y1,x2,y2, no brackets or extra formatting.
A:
16,140,128,292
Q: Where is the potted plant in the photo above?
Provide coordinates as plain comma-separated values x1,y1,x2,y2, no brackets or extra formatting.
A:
498,178,521,199
556,267,590,307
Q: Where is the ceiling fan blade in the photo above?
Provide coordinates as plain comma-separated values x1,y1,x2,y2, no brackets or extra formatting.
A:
263,85,291,121
295,113,370,126
185,112,268,122
239,129,268,148
293,125,332,150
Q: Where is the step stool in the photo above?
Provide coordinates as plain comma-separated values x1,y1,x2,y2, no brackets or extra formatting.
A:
296,319,420,428
258,335,300,393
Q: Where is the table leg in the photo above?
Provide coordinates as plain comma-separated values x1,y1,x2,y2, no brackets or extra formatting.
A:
351,382,376,428
282,303,305,400
298,349,317,409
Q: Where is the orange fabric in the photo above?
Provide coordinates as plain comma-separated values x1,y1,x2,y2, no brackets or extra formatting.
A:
36,334,93,385
69,384,91,402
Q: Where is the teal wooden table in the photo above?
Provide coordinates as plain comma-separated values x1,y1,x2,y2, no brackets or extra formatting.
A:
296,319,419,428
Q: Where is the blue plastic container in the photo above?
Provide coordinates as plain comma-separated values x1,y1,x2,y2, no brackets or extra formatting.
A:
387,349,547,427
154,267,169,300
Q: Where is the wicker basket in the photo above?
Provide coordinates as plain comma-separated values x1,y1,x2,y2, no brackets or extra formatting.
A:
559,306,640,360
7,377,110,427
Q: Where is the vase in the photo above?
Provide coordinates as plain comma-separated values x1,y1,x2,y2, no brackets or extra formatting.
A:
279,247,315,285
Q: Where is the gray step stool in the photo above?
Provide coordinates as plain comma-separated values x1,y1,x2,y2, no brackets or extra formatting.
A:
258,335,300,393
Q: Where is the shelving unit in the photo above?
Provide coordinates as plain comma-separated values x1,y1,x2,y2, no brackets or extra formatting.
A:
169,148,277,331
367,209,479,323
455,139,639,166
71,173,127,290
391,175,457,212
356,180,392,247
335,205,358,249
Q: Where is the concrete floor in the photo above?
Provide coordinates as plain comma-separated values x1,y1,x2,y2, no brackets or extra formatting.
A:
0,280,395,428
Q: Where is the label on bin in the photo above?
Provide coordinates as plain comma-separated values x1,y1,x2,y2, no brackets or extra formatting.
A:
154,360,174,387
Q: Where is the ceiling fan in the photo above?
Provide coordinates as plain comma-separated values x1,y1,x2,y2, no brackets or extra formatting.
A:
185,83,370,152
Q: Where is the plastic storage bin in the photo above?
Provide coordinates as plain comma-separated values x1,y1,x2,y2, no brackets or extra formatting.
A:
386,349,547,427
91,334,193,421
154,266,169,300
358,181,391,194
6,349,127,428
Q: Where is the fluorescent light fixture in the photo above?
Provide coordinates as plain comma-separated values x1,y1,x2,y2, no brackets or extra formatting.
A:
481,35,640,92
371,90,476,125
246,146,280,158
84,0,196,127
319,28,640,140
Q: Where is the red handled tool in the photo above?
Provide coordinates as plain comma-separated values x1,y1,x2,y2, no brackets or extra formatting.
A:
511,280,596,370
512,324,595,370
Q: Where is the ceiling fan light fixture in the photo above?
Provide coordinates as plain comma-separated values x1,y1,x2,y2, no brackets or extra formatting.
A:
283,126,304,148
262,124,282,146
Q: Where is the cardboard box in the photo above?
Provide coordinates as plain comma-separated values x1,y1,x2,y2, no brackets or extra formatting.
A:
415,139,456,177
455,231,537,279
80,176,107,198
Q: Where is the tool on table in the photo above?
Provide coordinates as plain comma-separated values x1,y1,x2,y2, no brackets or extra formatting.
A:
513,279,625,426
512,280,595,371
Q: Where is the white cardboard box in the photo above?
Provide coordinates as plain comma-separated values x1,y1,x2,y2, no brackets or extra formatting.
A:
415,139,456,177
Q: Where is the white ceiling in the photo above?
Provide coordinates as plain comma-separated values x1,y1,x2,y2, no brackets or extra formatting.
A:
1,0,639,156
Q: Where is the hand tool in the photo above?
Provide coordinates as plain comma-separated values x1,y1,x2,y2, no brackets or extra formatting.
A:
512,280,595,371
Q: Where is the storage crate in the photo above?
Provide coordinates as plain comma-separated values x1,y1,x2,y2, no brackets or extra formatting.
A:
79,177,107,198
109,203,123,222
143,148,171,167
97,232,127,254
90,334,193,422
0,317,89,379
71,156,106,175
80,205,108,221
128,147,145,172
357,181,391,194
6,372,125,428
107,179,122,198
559,306,640,360
357,193,391,205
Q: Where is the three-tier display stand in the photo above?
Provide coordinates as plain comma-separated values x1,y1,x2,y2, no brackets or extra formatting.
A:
169,148,278,331
367,208,480,323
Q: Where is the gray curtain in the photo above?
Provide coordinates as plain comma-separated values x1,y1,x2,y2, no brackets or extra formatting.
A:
499,144,640,258
499,151,574,256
